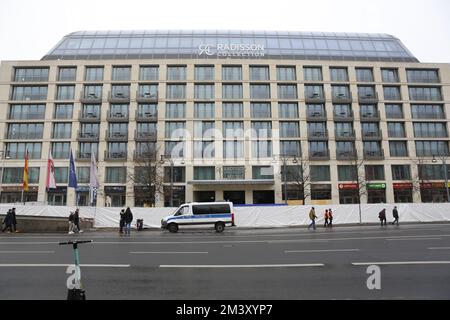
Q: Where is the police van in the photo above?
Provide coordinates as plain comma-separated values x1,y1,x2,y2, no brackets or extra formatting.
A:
161,202,235,233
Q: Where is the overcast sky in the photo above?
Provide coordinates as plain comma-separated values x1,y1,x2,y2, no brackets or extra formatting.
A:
1,0,449,63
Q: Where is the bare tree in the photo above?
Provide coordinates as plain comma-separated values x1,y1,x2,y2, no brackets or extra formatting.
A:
411,157,430,197
281,157,311,205
345,156,368,224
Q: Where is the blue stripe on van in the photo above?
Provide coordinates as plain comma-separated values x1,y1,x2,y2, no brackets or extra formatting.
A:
167,214,232,223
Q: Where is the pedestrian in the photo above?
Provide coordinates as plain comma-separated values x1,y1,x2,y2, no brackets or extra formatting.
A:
73,209,83,233
68,211,75,235
119,209,125,234
308,207,317,230
328,209,333,228
392,206,399,226
105,195,112,207
324,209,329,228
378,208,387,227
124,207,133,236
2,209,13,233
11,208,18,233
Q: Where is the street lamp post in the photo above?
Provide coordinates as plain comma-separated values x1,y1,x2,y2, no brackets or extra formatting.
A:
433,154,450,202
160,155,174,207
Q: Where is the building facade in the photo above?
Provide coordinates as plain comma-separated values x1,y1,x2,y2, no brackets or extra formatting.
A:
0,30,449,207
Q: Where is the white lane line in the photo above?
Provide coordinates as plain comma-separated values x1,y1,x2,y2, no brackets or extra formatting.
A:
0,251,55,254
386,238,442,241
159,264,324,268
428,247,450,250
285,249,360,253
352,261,450,266
0,264,130,267
130,251,208,254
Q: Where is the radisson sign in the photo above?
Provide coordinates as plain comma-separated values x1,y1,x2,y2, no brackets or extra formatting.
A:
198,44,265,57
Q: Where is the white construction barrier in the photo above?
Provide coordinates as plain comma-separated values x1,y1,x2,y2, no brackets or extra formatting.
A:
1,203,449,229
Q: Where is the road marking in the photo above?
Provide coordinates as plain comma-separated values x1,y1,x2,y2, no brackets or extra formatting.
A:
130,251,208,254
385,238,442,241
428,247,450,250
159,263,325,268
0,264,130,267
0,242,58,245
352,261,450,266
0,251,55,254
285,249,360,253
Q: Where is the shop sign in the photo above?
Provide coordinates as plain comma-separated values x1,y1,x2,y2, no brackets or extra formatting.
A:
104,186,126,193
367,183,386,190
338,183,358,190
198,43,265,57
421,182,446,189
393,183,413,190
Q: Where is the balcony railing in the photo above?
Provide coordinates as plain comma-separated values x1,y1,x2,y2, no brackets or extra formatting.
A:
80,92,102,104
78,111,100,122
133,151,157,161
306,111,327,122
307,129,329,141
135,110,158,122
136,91,158,103
134,130,157,141
77,130,99,142
309,150,330,161
336,151,358,161
104,150,127,161
360,109,381,121
362,129,383,141
105,130,128,141
363,149,385,160
108,91,131,103
358,92,379,104
333,110,354,122
335,129,356,141
106,112,129,122
305,93,325,104
76,151,98,161
332,92,353,104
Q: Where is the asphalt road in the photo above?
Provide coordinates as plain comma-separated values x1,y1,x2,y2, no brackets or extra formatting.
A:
0,223,450,300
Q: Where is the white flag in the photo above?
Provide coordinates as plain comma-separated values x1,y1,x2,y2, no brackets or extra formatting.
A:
46,149,57,190
89,151,99,205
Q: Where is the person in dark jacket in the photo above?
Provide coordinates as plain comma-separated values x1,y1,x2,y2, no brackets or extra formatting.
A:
11,208,18,233
328,209,333,228
392,206,399,226
119,209,125,234
124,207,133,236
323,209,329,228
73,209,83,233
2,210,13,233
378,209,387,227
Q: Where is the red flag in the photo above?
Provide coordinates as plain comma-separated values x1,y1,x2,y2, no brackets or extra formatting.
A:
46,149,57,189
23,150,29,192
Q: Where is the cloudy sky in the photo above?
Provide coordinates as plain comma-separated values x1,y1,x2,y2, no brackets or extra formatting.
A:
1,0,449,63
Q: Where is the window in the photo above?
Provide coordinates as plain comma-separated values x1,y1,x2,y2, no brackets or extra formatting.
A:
2,167,39,184
194,103,215,118
223,121,244,138
365,165,385,180
335,122,354,136
277,66,296,81
252,166,274,180
333,104,352,117
195,65,215,81
251,121,272,138
108,123,128,137
112,66,131,81
418,165,449,180
83,85,102,99
80,123,100,137
338,165,357,181
56,85,75,100
54,167,68,184
360,104,378,118
223,141,244,158
411,104,445,119
385,104,403,119
250,84,270,99
251,103,271,118
223,166,245,180
336,142,356,158
164,167,185,183
332,85,351,99
77,167,90,184
387,122,405,138
384,86,401,100
305,85,324,99
222,84,243,99
194,121,214,139
407,69,439,83
9,104,45,120
12,86,47,100
81,104,100,118
279,103,298,118
250,66,270,80
194,84,215,99
52,142,71,159
381,69,399,83
58,67,77,82
194,167,215,180
222,103,243,118
309,141,329,157
310,166,330,182
278,84,297,99
304,67,323,81
358,86,376,99
14,68,49,82
52,123,72,139
280,141,301,157
308,122,327,137
252,140,272,158
166,84,186,99
281,166,303,182
137,104,157,117
105,167,127,183
109,104,129,118
85,67,104,81
415,141,449,157
167,65,186,81
311,185,332,200
165,103,185,119
135,142,156,158
78,142,98,158
356,68,374,82
330,67,349,82
107,142,127,157
409,87,442,101
111,85,130,98
363,141,383,156
413,122,448,138
140,66,159,81
392,165,411,180
165,122,186,139
389,141,408,157
7,123,44,139
280,122,300,138
138,84,158,98
222,66,242,81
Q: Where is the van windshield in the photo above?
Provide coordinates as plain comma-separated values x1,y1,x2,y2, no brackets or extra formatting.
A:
174,206,189,216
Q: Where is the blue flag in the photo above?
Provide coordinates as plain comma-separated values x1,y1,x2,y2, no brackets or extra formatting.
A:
68,150,78,189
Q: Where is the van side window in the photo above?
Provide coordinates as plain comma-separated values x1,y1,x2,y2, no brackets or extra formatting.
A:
193,205,210,215
210,204,231,214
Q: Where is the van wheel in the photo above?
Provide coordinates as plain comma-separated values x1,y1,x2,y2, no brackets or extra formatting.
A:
168,223,178,233
215,222,225,233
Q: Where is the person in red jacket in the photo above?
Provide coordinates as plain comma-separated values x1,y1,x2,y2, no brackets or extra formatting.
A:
328,209,333,228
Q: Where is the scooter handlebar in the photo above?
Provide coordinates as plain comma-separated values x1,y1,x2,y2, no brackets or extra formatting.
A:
59,240,93,245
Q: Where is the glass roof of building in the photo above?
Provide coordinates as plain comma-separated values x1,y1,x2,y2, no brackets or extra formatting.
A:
42,30,418,62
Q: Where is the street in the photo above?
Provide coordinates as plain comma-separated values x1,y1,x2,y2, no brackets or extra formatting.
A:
0,223,450,300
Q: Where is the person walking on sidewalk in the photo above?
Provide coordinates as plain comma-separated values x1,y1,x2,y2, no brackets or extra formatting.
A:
2,209,13,233
392,206,399,226
378,208,387,227
328,209,333,228
119,209,125,234
124,207,133,236
11,208,18,233
323,209,329,228
308,207,317,230
73,209,83,233
68,211,75,235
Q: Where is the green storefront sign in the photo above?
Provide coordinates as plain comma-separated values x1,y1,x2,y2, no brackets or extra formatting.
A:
367,183,386,190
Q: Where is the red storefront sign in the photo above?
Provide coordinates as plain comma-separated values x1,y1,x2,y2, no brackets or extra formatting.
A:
393,183,413,190
338,183,358,190
420,182,445,189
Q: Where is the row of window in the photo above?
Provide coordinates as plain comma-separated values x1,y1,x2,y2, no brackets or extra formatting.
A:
13,66,441,83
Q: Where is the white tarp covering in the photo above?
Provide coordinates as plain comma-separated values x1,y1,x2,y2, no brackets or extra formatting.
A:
1,203,449,229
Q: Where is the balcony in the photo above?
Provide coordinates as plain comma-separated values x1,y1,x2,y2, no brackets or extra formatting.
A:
307,129,329,141
360,109,381,121
306,111,327,122
333,110,354,122
108,91,130,103
133,151,157,161
107,112,129,122
80,92,102,104
358,92,379,104
335,130,356,141
135,110,158,122
77,130,99,142
305,93,325,104
78,111,100,122
136,91,158,103
104,150,127,161
105,130,128,141
363,149,385,160
76,151,97,161
134,130,157,142
309,151,330,161
362,129,383,141
332,92,353,104
336,151,358,161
